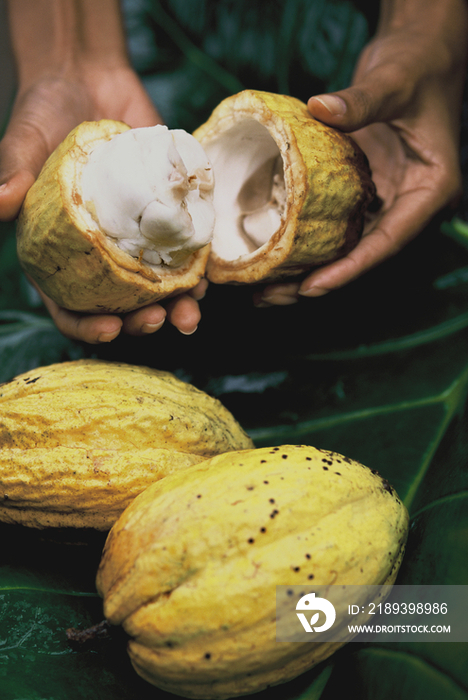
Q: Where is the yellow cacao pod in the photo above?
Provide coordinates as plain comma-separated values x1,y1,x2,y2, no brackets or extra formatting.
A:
16,91,375,313
16,120,211,313
97,444,408,699
194,90,376,285
0,359,253,530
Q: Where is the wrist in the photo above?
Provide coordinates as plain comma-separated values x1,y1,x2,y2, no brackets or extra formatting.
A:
7,0,131,90
377,0,468,47
373,0,468,86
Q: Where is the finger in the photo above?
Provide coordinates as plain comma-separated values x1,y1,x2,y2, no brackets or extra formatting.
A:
307,66,412,133
57,310,123,344
122,281,207,335
298,186,440,296
116,73,165,128
33,281,122,343
120,304,167,336
165,294,201,335
0,170,36,221
0,89,83,219
253,282,300,307
39,292,123,344
0,120,50,192
187,278,209,301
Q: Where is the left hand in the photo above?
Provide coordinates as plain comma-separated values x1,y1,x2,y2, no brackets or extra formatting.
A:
31,276,208,344
0,66,205,343
254,0,468,307
0,0,205,343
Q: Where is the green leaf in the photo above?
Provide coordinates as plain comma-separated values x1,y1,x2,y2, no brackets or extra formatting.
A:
321,646,468,700
0,310,84,383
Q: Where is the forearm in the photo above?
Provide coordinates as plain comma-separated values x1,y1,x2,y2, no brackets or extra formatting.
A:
342,0,468,134
378,0,467,29
6,0,130,89
376,0,468,62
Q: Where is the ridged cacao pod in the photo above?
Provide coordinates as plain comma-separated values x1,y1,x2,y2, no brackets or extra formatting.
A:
97,444,408,698
0,359,253,530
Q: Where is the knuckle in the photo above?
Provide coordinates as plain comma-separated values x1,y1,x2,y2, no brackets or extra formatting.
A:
433,162,463,205
443,170,462,202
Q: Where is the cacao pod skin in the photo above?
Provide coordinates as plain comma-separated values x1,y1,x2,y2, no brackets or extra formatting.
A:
0,359,253,530
97,444,409,699
16,120,211,313
193,90,376,285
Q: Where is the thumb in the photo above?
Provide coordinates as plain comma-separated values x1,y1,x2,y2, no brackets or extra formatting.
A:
0,83,84,222
0,123,50,221
0,170,36,222
308,72,406,132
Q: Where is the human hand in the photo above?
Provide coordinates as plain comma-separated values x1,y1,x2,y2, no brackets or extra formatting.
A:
0,1,204,343
30,276,208,344
255,0,468,307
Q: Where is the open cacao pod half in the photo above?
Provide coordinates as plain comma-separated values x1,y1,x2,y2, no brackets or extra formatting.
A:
16,120,213,314
16,90,375,313
193,90,375,285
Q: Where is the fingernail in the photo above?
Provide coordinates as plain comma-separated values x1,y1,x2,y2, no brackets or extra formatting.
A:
313,95,347,116
260,294,298,306
141,320,165,334
97,330,121,343
298,286,329,298
179,326,198,336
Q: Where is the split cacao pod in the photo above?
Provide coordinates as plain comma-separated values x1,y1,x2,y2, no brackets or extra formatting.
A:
16,91,375,312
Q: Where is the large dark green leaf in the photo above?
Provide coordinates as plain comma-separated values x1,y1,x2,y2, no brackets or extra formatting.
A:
0,218,84,381
1,216,468,699
0,310,84,383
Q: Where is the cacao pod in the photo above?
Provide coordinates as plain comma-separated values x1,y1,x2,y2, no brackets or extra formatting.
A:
16,120,212,313
0,359,253,529
97,444,408,698
194,90,376,285
16,91,375,313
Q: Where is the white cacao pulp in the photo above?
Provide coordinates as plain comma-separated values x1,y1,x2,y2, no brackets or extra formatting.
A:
81,121,287,270
202,120,286,261
81,125,215,268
